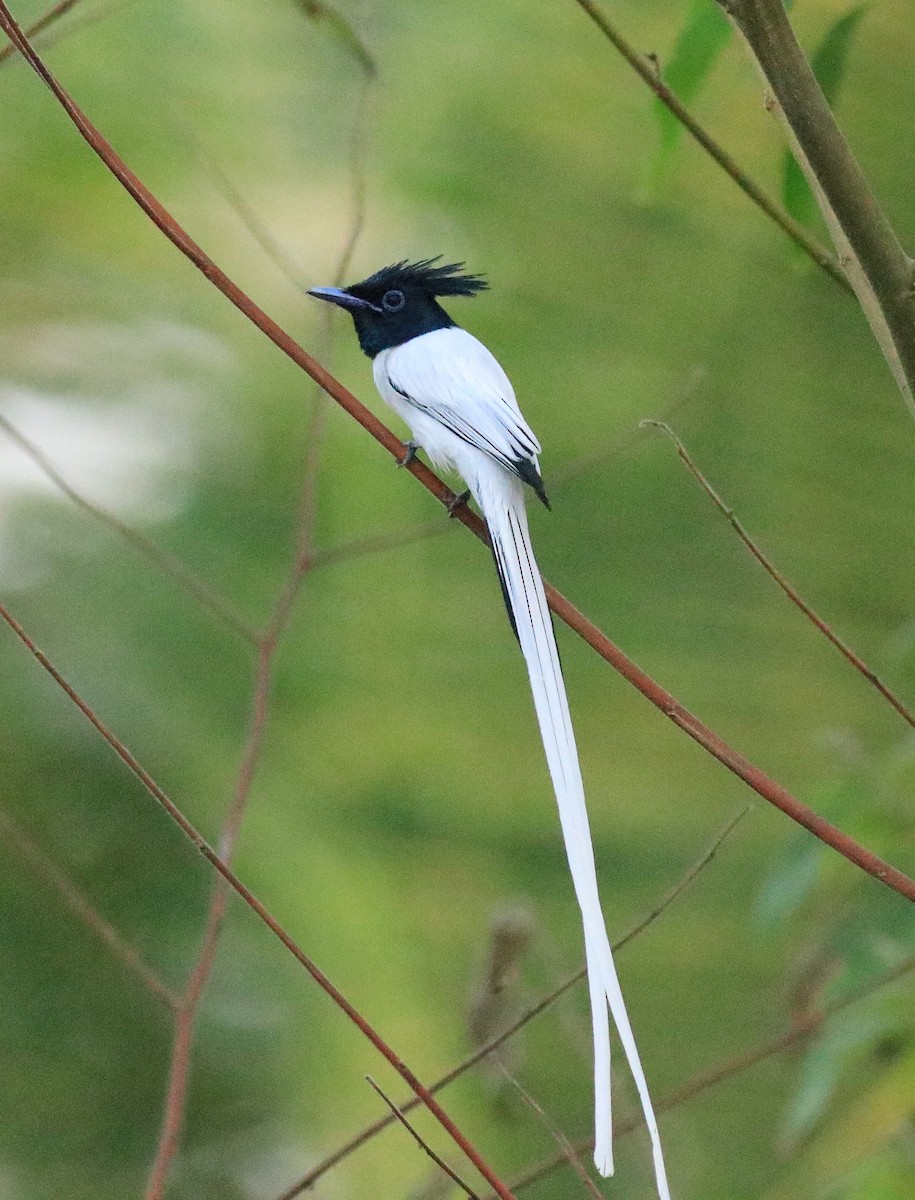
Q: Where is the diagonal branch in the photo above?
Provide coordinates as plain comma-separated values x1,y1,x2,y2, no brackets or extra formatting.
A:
0,801,179,1009
497,948,915,1196
717,0,915,411
570,0,851,293
143,623,287,1199
1,1,912,902
366,1075,482,1200
0,0,84,64
0,412,255,644
0,597,518,1200
142,57,376,1195
273,807,749,1200
498,1065,604,1200
645,420,915,732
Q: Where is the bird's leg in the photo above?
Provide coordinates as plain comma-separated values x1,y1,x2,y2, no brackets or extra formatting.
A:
396,441,419,468
445,489,471,517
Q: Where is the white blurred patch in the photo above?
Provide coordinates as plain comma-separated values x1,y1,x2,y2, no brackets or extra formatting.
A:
0,318,233,588
0,1164,28,1200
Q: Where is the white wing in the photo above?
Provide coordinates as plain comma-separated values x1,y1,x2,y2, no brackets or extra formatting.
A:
382,327,543,479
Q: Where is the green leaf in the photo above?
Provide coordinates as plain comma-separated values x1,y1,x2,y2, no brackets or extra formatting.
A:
755,840,823,927
755,778,865,927
804,1042,915,1180
782,7,868,229
650,0,731,190
781,1004,899,1147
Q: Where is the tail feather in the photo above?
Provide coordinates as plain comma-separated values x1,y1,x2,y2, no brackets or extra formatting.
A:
484,484,671,1199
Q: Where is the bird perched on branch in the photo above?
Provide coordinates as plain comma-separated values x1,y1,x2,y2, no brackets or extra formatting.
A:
309,258,670,1198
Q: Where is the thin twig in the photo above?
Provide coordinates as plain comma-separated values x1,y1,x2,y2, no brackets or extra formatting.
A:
1,3,912,895
366,1076,482,1200
310,519,451,570
143,59,375,1197
718,0,915,402
0,597,517,1200
181,127,309,294
273,808,748,1199
551,367,703,488
570,0,851,293
498,1065,604,1200
498,950,915,1196
295,0,377,80
0,0,83,64
142,629,280,1200
0,412,256,644
645,420,915,732
0,801,179,1009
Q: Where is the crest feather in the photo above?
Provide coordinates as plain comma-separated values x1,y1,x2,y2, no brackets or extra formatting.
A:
352,257,488,298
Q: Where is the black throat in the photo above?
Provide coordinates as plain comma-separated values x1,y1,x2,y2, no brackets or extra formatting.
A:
352,297,456,359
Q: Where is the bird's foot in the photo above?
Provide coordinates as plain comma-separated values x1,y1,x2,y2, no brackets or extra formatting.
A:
396,441,419,468
445,489,471,517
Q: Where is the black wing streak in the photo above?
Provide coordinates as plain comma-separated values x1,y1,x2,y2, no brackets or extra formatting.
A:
388,376,550,507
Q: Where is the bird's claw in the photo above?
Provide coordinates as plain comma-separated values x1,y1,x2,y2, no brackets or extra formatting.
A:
396,441,419,468
445,489,471,517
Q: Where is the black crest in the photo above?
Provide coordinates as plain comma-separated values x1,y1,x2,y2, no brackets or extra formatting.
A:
309,257,489,357
352,258,488,299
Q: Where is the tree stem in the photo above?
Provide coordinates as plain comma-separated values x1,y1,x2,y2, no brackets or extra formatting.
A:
721,0,915,399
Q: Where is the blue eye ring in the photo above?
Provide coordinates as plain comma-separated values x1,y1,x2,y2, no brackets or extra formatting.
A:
382,289,406,312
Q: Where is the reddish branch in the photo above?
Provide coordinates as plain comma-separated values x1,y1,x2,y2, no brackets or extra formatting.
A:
144,59,373,1193
0,4,912,901
366,1075,482,1200
646,420,915,732
496,949,915,1196
142,633,279,1198
0,0,83,63
275,808,748,1199
0,598,518,1200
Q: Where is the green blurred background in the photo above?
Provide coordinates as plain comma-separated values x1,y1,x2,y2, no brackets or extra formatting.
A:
1,1,914,1197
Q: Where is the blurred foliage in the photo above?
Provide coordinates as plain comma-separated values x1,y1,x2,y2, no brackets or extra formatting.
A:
758,734,915,1198
651,0,732,191
781,5,868,232
1,1,915,1199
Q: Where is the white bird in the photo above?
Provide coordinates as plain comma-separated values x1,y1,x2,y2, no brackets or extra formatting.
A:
310,259,670,1198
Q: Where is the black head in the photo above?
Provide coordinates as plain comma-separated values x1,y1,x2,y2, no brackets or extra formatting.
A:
308,258,488,358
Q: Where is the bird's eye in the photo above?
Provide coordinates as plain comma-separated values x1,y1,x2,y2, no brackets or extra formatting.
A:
382,289,406,312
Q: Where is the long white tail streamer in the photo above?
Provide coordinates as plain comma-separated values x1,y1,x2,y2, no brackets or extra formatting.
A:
481,473,670,1198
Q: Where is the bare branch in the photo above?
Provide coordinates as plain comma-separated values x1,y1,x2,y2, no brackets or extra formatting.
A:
0,801,179,1009
551,366,704,488
645,420,915,732
498,1066,604,1200
295,0,377,80
0,412,256,644
366,1076,482,1200
0,0,84,64
499,949,915,1195
570,0,851,293
273,808,749,1199
143,62,376,1193
310,519,451,571
142,631,280,1200
718,0,915,410
1,0,912,906
0,597,517,1200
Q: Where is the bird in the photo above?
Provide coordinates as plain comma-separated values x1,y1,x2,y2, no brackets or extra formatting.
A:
309,258,670,1198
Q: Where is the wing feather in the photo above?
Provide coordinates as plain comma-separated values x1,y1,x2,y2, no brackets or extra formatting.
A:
384,328,544,486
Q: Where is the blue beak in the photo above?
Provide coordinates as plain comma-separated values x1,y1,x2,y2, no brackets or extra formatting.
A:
307,286,381,313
